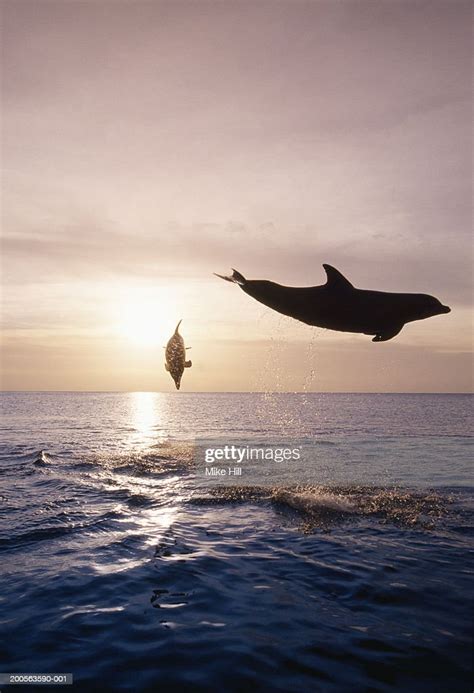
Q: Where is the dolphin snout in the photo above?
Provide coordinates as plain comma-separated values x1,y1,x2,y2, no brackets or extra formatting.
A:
440,305,451,314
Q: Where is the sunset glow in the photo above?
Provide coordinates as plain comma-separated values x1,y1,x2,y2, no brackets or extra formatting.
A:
1,0,472,392
116,299,178,348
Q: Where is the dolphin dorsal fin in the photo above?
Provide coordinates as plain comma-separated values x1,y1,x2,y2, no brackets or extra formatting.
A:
322,264,353,290
174,319,182,334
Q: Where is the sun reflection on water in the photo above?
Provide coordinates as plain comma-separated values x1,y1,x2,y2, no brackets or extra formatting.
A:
128,391,166,450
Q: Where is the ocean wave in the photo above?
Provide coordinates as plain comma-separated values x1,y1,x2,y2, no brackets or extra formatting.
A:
0,448,56,466
0,508,126,550
33,449,54,465
191,485,456,530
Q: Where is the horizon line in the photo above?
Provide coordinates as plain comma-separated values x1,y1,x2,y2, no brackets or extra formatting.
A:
1,390,472,395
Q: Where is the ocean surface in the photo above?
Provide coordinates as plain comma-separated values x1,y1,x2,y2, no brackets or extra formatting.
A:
0,392,472,692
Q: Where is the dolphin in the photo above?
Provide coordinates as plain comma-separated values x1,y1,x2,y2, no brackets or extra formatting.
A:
165,320,192,389
215,264,451,342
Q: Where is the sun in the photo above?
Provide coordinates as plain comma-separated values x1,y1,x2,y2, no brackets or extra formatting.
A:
116,294,179,347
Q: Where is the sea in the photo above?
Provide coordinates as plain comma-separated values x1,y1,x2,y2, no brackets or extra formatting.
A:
0,392,472,692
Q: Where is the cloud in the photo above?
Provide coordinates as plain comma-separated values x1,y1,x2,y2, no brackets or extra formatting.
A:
2,211,472,308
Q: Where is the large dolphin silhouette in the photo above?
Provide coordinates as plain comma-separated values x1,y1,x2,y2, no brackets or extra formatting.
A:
215,264,450,342
165,320,192,389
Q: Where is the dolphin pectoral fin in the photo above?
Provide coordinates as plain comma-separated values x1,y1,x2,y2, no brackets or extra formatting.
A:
186,346,192,350
323,264,353,290
165,363,169,371
372,324,404,342
214,269,246,285
185,360,192,368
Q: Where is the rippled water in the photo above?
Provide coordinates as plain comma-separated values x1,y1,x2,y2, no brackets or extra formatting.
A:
1,393,472,692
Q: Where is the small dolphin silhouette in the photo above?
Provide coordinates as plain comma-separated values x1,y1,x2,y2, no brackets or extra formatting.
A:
165,320,192,389
215,264,450,342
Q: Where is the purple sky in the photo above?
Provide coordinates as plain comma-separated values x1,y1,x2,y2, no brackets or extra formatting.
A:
1,0,472,391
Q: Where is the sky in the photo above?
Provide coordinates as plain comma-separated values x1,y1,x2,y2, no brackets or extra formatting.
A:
1,0,472,392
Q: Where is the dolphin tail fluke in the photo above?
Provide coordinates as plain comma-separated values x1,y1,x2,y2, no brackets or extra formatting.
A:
174,319,182,334
214,269,246,285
